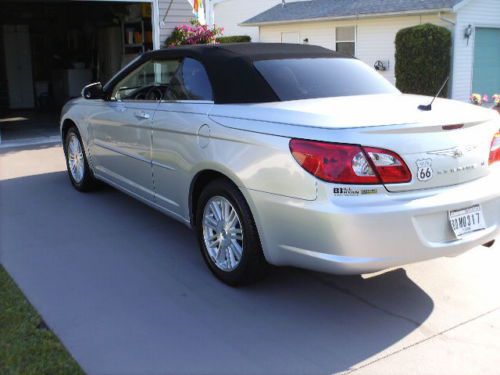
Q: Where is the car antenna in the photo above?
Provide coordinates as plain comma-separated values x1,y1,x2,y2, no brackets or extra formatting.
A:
418,76,450,111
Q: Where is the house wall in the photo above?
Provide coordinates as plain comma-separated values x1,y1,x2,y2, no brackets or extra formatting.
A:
259,13,455,86
452,0,500,102
213,0,283,41
158,0,194,46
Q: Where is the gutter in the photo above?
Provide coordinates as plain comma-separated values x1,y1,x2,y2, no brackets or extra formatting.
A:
452,0,471,12
438,11,456,25
241,8,454,27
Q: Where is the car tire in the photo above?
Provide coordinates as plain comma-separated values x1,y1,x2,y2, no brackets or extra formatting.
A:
196,178,268,286
64,127,97,192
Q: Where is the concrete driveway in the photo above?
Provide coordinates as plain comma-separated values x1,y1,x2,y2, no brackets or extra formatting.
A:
1,144,499,375
0,111,60,147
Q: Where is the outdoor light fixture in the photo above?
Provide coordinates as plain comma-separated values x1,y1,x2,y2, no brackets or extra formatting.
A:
464,24,473,46
374,60,388,71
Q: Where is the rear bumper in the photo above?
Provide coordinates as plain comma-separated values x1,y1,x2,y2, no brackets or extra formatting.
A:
246,170,500,274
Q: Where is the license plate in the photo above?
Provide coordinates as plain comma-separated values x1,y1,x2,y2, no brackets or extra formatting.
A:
448,204,485,238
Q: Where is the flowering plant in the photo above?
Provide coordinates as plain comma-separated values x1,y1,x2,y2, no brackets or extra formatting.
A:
166,19,223,46
470,93,500,108
470,93,483,105
493,94,500,107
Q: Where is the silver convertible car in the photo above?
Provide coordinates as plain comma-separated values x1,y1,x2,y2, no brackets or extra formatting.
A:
61,43,500,285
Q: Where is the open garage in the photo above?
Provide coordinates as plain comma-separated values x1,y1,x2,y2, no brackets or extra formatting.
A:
0,0,171,143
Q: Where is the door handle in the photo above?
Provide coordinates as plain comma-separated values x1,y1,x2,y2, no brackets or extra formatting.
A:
116,105,126,113
134,111,151,120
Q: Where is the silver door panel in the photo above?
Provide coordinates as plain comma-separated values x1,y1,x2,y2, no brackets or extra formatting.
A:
89,100,158,200
151,102,213,216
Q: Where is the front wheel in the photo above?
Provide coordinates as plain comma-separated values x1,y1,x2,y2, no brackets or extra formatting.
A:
196,179,268,286
64,127,97,192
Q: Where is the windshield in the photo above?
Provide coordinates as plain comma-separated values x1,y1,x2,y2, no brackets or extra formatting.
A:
254,58,399,101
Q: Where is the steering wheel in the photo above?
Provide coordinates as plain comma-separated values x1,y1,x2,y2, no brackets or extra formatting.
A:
146,86,163,101
134,91,147,100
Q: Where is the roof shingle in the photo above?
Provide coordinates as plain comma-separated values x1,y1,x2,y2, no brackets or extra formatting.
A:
243,0,462,25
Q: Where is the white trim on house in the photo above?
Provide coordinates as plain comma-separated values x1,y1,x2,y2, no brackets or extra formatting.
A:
152,0,161,49
438,11,456,25
242,8,456,26
453,0,474,11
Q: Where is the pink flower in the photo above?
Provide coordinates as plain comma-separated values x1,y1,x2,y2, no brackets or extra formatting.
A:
483,94,489,103
166,18,224,46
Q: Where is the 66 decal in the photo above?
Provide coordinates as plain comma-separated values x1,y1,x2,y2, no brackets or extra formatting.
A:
416,159,433,181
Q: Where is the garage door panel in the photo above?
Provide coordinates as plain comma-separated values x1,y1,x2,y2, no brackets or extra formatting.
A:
472,27,500,97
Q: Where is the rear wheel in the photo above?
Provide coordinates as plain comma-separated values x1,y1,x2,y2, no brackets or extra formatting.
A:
64,127,97,192
196,178,267,286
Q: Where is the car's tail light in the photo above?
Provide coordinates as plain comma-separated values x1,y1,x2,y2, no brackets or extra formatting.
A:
289,139,411,184
489,132,500,165
363,147,412,183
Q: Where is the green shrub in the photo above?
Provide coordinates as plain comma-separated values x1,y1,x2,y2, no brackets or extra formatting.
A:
395,23,451,97
216,35,251,43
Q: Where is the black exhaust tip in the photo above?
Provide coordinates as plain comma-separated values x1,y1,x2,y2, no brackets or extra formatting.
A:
482,240,495,248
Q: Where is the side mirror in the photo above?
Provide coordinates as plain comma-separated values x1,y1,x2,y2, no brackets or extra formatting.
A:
82,82,104,100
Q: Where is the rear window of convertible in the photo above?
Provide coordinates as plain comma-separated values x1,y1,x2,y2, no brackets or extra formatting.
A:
254,58,399,101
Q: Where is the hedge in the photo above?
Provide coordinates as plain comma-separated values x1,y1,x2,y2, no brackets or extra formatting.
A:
395,23,451,97
216,35,251,43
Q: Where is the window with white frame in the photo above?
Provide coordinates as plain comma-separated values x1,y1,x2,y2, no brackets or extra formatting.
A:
335,26,356,57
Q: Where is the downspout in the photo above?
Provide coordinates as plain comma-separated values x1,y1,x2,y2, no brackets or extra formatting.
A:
438,11,456,98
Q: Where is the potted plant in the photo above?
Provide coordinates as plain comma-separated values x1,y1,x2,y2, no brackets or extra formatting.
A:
493,94,500,113
165,19,223,47
470,93,500,113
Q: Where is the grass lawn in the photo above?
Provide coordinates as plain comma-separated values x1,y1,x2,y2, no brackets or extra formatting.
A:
0,265,84,375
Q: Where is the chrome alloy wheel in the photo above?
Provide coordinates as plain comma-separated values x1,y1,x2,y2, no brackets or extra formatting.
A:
67,134,85,183
202,196,244,271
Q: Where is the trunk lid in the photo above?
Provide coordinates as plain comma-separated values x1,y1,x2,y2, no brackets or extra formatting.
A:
362,119,497,192
210,93,495,129
209,94,499,192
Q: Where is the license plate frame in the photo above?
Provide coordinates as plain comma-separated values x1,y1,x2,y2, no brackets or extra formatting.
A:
448,204,485,238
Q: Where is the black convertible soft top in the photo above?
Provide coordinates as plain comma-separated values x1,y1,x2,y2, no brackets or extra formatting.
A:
104,43,347,104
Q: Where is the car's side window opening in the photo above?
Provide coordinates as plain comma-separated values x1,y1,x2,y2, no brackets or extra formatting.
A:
164,58,213,101
112,59,181,101
112,58,213,102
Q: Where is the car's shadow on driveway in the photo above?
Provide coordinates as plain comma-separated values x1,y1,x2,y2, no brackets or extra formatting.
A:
0,171,434,375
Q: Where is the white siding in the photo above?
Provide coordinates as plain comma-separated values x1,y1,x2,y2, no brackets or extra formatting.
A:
259,13,455,85
452,0,500,101
213,0,283,41
158,0,194,46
